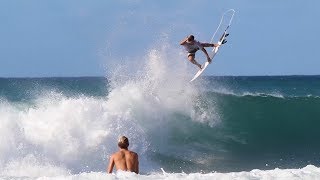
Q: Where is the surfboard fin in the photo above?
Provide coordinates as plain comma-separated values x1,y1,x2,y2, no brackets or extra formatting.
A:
225,33,229,37
222,39,227,44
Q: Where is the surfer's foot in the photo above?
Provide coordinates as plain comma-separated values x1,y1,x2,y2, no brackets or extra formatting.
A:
208,59,212,63
198,64,202,69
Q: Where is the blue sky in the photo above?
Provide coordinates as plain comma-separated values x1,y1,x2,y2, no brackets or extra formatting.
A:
0,0,318,77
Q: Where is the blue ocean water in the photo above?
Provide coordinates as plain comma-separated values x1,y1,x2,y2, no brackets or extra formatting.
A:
0,75,320,179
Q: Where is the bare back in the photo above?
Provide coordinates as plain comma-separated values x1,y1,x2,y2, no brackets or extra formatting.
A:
107,149,139,174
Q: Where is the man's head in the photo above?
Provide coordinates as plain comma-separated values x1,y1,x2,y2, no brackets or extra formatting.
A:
118,136,129,149
187,35,195,42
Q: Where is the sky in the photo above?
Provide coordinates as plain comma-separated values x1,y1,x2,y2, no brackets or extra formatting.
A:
0,0,319,77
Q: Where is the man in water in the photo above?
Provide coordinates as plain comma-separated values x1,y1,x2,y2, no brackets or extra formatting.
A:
180,35,220,69
107,136,139,174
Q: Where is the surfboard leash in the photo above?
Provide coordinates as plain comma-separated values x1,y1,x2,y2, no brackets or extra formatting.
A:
210,9,236,44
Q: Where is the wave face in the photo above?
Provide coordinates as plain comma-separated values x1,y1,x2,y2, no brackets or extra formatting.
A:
1,53,320,178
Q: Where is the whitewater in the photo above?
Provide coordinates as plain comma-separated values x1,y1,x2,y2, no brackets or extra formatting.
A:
1,42,320,179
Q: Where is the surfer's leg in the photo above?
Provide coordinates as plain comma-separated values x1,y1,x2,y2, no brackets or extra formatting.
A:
188,54,202,69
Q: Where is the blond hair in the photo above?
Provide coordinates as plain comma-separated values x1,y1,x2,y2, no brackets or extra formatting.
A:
118,136,129,149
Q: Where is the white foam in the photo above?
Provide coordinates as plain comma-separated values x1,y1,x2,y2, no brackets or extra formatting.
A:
206,87,286,99
0,42,221,177
2,165,320,180
107,42,221,127
0,100,21,165
1,155,70,178
241,91,285,98
0,94,154,175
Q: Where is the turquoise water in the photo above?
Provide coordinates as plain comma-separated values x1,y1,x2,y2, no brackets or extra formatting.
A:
0,76,320,178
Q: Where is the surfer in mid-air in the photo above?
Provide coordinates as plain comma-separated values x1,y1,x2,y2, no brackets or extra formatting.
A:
180,35,220,69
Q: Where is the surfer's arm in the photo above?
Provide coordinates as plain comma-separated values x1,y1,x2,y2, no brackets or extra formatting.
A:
107,155,115,173
213,43,220,47
201,43,220,47
201,48,211,59
180,37,189,45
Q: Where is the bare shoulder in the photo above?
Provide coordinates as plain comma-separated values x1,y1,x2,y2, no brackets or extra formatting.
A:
110,153,116,158
111,151,123,158
112,151,120,156
128,151,138,157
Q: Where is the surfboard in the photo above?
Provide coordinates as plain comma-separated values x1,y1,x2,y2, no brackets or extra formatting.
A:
190,9,235,82
190,61,210,82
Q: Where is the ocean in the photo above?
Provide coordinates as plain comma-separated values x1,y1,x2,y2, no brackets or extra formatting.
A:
0,74,320,179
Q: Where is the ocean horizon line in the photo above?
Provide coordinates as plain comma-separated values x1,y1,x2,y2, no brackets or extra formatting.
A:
0,74,320,79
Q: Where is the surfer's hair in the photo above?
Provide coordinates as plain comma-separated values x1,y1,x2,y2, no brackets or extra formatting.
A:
188,35,194,41
118,136,129,149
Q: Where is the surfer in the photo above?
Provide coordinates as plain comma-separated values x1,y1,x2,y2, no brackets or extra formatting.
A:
107,136,139,174
180,35,220,69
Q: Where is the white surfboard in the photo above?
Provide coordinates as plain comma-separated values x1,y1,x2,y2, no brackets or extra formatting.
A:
189,9,235,82
190,61,210,82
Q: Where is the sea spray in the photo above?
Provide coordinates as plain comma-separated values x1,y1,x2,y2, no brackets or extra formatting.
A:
1,75,320,178
0,44,222,177
1,54,319,178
